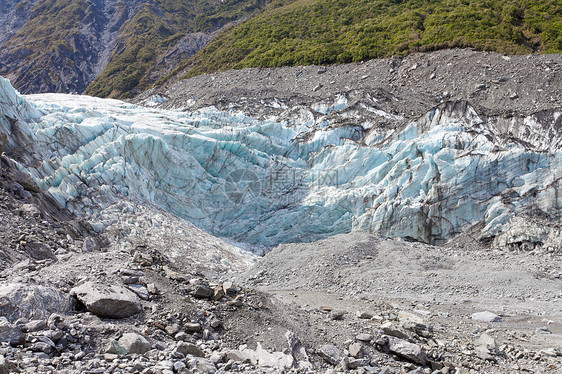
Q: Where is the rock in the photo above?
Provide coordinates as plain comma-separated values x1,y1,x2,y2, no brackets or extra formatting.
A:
381,321,410,340
226,350,248,362
319,344,340,365
71,282,142,318
398,311,424,325
174,361,187,372
475,333,498,359
192,285,213,299
386,336,427,365
356,333,373,342
348,342,363,358
24,242,56,261
30,341,52,354
119,333,151,354
536,327,551,334
106,333,151,355
165,323,180,335
210,352,225,364
253,343,294,369
184,322,201,332
0,132,6,155
188,357,216,374
348,357,370,369
286,331,312,370
147,283,158,294
23,319,46,332
127,284,150,300
476,333,498,352
331,311,346,320
0,355,8,374
0,317,25,346
471,311,501,323
82,237,97,252
222,281,238,296
402,320,432,338
213,286,225,301
540,348,561,357
176,342,204,357
0,283,72,322
356,311,373,319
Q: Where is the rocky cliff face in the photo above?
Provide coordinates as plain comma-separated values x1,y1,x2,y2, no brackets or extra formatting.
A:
0,0,262,96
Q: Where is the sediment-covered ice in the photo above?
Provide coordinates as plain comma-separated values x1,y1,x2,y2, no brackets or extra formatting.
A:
1,77,561,249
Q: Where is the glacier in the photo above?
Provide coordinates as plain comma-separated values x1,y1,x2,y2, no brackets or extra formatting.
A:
1,76,562,249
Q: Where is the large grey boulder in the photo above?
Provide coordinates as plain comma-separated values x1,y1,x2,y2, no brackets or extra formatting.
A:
72,282,142,318
0,283,72,322
0,317,25,346
387,336,427,365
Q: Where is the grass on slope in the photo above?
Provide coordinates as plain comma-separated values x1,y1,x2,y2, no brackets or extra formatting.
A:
176,0,562,79
85,0,267,98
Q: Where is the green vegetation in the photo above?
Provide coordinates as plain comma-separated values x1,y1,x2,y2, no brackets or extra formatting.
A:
85,0,267,98
3,0,560,97
2,0,90,83
176,0,562,79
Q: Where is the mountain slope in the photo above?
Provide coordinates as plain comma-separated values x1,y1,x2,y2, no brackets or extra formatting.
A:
0,0,267,97
173,0,562,79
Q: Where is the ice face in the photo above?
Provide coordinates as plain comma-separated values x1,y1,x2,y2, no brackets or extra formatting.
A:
2,78,561,248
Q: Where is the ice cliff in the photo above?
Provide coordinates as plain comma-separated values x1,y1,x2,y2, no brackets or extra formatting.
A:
1,76,561,250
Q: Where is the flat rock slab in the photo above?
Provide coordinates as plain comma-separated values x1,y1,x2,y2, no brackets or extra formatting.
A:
472,311,501,323
0,283,72,322
72,282,142,319
318,344,340,365
387,336,427,365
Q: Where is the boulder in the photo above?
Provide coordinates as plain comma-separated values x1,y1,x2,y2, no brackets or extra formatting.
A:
106,333,151,355
387,336,427,365
72,282,142,318
318,344,340,365
0,283,72,322
0,317,25,346
176,342,204,357
23,319,47,332
119,333,151,354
